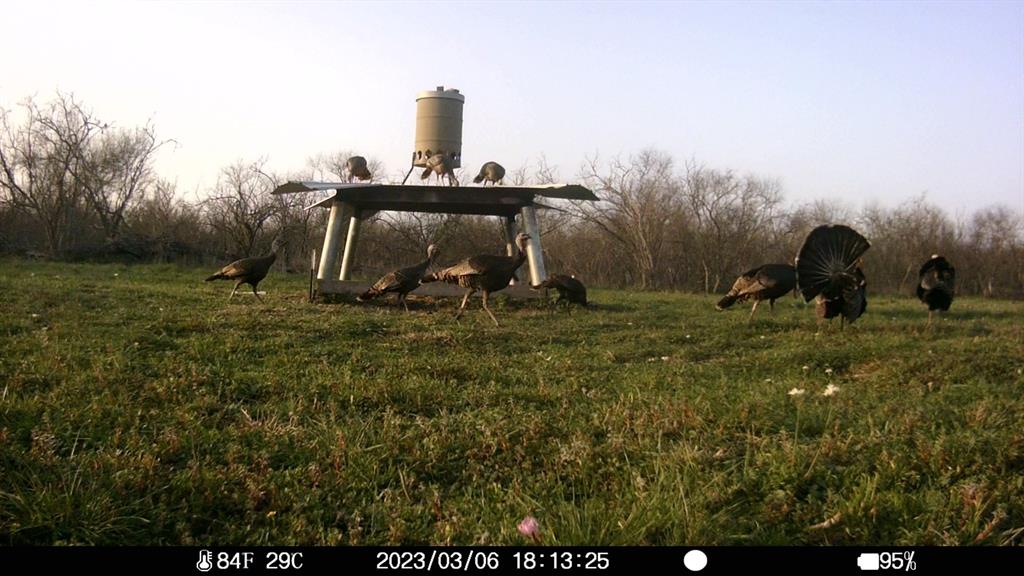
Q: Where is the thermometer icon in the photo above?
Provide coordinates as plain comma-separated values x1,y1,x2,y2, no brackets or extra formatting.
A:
197,550,213,572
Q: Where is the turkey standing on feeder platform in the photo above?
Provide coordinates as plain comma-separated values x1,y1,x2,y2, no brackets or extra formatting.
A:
421,233,530,326
716,264,796,321
421,153,458,186
473,161,506,186
917,255,955,323
534,274,588,306
205,237,285,302
795,224,871,328
357,244,440,312
346,156,372,183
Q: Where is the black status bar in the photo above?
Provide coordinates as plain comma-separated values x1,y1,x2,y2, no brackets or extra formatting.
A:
1,546,1019,575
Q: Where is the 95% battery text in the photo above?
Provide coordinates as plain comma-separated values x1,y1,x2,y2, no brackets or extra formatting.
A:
857,551,917,571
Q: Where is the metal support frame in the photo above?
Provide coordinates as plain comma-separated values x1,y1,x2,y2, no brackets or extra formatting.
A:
520,205,547,287
339,207,361,281
309,249,318,302
297,183,589,297
401,152,417,185
318,201,354,280
318,199,547,289
504,215,518,285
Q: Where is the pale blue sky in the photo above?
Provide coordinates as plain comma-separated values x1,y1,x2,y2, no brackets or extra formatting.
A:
3,0,1022,214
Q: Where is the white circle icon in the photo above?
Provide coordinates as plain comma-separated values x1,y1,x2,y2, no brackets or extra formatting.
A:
683,549,708,572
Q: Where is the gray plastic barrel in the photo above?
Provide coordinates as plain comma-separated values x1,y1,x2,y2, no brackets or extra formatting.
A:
413,86,464,168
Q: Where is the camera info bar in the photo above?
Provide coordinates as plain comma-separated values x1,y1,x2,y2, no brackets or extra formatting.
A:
2,546,1018,575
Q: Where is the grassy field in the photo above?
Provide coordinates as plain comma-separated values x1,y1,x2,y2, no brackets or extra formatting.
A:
1,259,1022,546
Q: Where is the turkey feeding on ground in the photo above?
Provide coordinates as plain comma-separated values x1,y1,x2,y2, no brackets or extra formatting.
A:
357,244,440,312
716,264,796,321
534,274,588,307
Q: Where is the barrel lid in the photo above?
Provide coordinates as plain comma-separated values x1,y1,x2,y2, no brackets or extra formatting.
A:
416,86,465,103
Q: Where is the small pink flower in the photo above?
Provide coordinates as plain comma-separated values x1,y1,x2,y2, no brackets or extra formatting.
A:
518,515,540,542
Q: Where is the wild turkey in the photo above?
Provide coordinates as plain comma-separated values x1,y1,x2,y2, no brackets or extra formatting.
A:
473,161,506,186
346,156,372,183
205,237,284,302
534,274,588,306
716,264,796,321
356,244,440,312
795,224,871,328
815,265,867,325
917,254,955,323
421,153,458,186
421,233,530,326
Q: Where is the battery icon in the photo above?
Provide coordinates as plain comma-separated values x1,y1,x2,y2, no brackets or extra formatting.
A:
857,553,880,571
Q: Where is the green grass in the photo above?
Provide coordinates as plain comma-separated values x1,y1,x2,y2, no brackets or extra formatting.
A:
1,259,1022,545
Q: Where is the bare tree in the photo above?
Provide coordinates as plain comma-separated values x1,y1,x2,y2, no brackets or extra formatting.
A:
378,212,463,250
77,122,171,247
203,159,279,258
125,179,209,261
860,195,959,293
574,150,680,289
0,93,103,256
775,198,858,262
682,163,783,293
263,169,328,271
966,205,1023,297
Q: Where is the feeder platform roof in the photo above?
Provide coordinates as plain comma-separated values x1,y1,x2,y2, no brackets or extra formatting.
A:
272,182,599,217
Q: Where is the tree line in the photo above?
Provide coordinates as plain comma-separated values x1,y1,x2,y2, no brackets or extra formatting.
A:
2,94,1022,298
